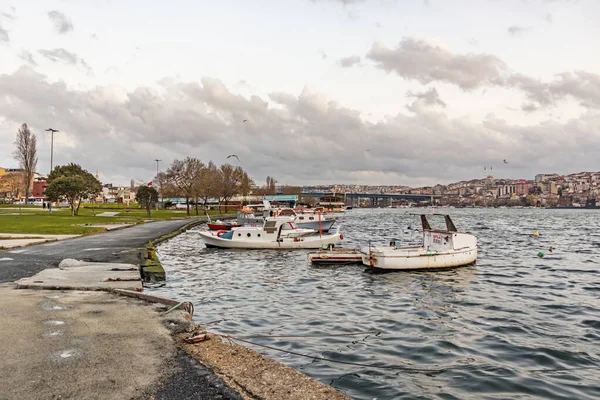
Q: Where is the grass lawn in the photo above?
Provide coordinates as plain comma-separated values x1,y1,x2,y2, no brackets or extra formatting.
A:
0,205,229,235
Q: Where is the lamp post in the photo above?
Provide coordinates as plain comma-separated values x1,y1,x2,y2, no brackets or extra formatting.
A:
45,128,58,214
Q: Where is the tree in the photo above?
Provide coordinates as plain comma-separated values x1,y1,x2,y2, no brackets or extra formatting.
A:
13,124,38,203
217,164,242,212
45,163,102,216
136,186,159,217
265,176,277,195
196,161,220,214
0,172,23,200
164,157,204,216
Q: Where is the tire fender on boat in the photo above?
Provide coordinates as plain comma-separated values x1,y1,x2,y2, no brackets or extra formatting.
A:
216,230,228,237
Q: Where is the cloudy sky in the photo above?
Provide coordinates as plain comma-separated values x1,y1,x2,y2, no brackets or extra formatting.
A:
1,0,599,186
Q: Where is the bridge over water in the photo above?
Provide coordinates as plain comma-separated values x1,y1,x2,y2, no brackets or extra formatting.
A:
302,192,439,202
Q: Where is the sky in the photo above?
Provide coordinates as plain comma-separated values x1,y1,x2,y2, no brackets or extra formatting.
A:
1,0,599,187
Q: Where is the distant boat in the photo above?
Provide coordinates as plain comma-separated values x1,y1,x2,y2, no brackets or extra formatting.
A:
198,217,343,249
360,214,477,271
317,194,346,213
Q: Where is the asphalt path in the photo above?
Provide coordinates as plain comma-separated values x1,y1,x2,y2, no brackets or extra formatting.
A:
0,218,201,283
0,217,246,400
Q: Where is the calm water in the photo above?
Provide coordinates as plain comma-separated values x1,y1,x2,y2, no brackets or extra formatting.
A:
153,209,600,400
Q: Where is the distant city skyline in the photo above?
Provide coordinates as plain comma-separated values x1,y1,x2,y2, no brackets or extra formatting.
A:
1,1,599,186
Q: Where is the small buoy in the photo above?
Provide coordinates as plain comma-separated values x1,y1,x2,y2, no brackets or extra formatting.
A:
407,225,412,230
533,230,539,237
548,246,553,253
537,251,544,258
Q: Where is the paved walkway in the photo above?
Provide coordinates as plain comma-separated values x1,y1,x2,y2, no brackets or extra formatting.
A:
0,286,243,400
0,218,201,283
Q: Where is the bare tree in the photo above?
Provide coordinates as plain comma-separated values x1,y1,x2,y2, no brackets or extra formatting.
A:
196,161,220,213
164,157,203,216
13,124,38,204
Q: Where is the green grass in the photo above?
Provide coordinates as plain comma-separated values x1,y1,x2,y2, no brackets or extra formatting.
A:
0,205,228,235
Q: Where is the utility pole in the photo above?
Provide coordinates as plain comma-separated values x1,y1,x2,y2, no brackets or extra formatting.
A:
45,128,59,214
154,159,161,210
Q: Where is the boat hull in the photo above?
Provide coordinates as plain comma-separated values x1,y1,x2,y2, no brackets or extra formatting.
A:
199,231,342,249
207,223,240,231
360,247,477,271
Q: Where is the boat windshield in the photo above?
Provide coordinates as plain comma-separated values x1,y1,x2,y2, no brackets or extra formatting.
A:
281,222,297,230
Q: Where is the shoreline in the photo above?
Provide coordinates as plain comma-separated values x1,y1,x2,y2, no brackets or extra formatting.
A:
0,220,348,399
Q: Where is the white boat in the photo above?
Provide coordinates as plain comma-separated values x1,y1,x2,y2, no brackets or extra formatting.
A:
360,214,477,271
198,216,343,249
275,208,337,232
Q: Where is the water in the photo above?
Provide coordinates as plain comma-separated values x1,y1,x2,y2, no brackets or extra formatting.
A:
152,209,600,399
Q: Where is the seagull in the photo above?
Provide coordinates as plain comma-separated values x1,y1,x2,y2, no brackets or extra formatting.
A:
227,154,240,162
503,159,508,164
242,119,248,122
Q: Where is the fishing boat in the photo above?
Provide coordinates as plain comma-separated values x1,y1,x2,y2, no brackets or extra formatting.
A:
199,217,343,249
276,208,337,232
207,220,240,231
360,214,477,271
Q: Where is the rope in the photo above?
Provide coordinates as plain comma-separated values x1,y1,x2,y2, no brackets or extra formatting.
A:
229,331,381,339
164,301,194,316
208,332,600,376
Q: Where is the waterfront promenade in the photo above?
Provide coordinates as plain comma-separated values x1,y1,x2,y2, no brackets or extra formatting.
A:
0,221,347,399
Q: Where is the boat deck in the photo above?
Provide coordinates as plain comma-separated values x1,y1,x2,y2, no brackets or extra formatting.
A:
308,248,363,264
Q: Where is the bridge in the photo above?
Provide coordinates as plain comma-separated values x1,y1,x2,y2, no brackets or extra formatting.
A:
302,192,440,202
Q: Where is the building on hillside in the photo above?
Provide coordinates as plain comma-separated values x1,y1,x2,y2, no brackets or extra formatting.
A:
515,180,530,196
535,173,559,183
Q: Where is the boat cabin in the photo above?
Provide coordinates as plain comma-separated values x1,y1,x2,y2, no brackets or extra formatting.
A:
395,214,470,253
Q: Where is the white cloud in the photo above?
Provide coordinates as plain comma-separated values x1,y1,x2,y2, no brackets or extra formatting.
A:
1,67,598,186
366,38,507,90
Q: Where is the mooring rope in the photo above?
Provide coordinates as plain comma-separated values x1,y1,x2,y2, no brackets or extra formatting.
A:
207,332,600,376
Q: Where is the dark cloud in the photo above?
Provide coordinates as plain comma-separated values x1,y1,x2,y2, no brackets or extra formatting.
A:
406,88,446,108
39,48,78,64
1,66,598,186
38,48,93,74
507,71,600,110
366,38,507,90
0,23,8,43
47,10,73,34
339,55,361,67
19,50,37,66
507,26,531,36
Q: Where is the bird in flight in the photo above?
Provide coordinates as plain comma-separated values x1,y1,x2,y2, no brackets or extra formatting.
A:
503,159,508,164
243,119,248,122
227,154,240,162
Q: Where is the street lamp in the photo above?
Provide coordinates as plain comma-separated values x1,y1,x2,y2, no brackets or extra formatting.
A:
45,128,59,214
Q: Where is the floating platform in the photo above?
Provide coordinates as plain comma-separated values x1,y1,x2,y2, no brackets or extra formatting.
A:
308,248,363,264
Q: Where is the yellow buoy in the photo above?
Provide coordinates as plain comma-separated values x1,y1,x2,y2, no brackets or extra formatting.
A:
533,230,539,237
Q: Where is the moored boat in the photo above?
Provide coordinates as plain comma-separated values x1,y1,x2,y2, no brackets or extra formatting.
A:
207,220,240,231
199,216,343,249
276,208,336,232
360,214,477,271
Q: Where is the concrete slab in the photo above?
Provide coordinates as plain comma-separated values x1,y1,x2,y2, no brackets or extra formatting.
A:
0,234,79,239
15,259,142,291
0,234,81,249
0,287,176,400
75,223,135,230
96,212,120,217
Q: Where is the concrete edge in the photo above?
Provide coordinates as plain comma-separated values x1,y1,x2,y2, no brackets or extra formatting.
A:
112,289,348,399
